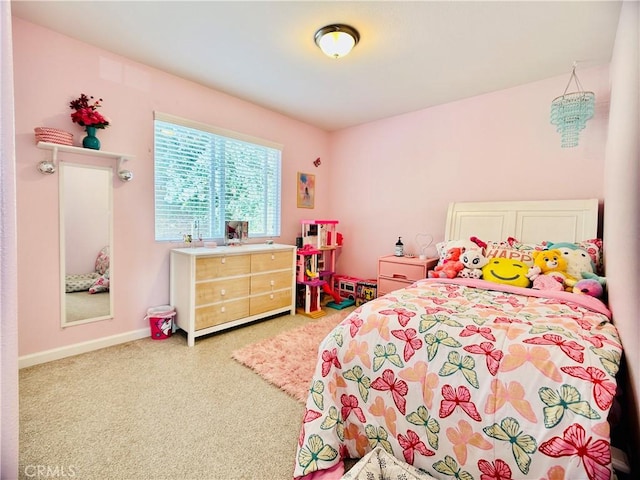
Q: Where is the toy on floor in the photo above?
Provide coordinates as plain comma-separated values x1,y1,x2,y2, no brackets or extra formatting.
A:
297,219,346,317
327,275,359,309
356,280,377,306
324,283,356,310
325,283,356,309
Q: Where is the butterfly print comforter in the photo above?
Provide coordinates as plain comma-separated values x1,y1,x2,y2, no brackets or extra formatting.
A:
294,278,622,480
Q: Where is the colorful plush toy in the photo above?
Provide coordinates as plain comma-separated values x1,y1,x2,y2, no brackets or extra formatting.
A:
428,247,464,278
527,249,576,288
482,258,531,288
458,249,488,279
572,277,606,298
545,241,596,279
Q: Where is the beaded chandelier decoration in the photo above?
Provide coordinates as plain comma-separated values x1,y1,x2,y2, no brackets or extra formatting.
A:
550,64,595,148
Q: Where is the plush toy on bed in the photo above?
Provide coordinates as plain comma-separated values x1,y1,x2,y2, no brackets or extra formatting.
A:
526,249,576,289
482,257,531,288
545,241,596,280
458,249,488,279
531,274,564,292
428,247,464,278
572,277,606,298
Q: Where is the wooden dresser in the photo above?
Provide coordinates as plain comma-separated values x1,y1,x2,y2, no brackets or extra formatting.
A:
377,255,439,296
170,244,296,346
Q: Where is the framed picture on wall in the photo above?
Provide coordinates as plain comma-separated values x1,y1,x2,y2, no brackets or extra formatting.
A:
297,172,315,209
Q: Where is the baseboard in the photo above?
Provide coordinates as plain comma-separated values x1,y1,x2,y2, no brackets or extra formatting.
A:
18,328,150,369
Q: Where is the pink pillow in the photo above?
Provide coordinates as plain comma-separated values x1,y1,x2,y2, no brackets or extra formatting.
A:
95,246,110,275
483,239,541,267
89,270,110,294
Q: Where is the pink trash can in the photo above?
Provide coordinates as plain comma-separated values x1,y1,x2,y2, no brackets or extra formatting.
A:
146,305,176,340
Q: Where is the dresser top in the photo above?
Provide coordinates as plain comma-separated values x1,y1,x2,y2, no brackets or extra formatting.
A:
172,243,295,256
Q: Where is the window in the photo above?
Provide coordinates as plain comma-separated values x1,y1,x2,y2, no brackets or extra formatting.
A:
154,112,282,242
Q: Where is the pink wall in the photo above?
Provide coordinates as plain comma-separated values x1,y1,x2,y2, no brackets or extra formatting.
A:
13,18,331,357
328,66,610,279
603,1,640,456
13,17,611,360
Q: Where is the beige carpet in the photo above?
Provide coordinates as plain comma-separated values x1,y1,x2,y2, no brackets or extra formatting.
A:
231,309,353,402
65,291,110,323
19,310,350,480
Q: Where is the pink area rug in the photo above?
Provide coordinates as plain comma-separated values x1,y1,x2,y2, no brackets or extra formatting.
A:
232,309,353,402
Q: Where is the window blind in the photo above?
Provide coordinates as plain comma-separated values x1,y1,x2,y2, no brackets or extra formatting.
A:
154,113,282,241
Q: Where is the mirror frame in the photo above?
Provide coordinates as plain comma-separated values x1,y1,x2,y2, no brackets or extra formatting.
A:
59,161,114,327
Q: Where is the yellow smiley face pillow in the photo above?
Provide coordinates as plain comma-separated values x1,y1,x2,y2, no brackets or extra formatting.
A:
482,257,531,288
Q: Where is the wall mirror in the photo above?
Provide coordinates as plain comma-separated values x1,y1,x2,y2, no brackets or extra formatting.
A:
60,162,113,327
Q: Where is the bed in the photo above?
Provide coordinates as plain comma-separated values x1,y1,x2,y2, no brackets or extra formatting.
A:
294,199,623,480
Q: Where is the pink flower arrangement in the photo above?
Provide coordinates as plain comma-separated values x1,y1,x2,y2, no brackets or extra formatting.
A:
69,93,110,128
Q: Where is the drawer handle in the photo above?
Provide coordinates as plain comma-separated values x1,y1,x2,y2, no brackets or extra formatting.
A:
270,294,274,299
270,280,275,286
221,306,226,313
271,254,275,260
220,289,226,296
221,257,226,264
392,274,408,279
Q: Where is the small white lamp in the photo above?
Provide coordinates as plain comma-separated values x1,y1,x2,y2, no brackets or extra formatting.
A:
314,24,360,59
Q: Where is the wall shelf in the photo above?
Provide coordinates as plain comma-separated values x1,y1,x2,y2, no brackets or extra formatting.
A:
36,141,134,162
36,141,134,181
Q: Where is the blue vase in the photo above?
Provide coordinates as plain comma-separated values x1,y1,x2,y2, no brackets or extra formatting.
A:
82,126,101,150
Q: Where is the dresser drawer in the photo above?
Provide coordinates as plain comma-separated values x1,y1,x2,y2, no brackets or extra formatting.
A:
251,251,292,273
250,289,292,316
378,261,426,282
195,299,250,330
196,255,250,280
250,270,292,294
378,277,413,296
195,277,250,306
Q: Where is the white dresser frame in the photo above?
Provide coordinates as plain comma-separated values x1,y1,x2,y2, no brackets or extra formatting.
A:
170,243,296,346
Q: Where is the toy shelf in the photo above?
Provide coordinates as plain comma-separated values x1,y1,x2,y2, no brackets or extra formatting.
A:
296,219,344,317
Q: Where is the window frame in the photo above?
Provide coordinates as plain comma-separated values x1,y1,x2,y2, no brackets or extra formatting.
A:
153,112,283,242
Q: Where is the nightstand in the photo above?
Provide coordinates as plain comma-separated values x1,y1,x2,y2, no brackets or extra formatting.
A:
377,255,439,296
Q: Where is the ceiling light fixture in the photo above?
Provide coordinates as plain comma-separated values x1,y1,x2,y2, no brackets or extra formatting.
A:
314,24,360,59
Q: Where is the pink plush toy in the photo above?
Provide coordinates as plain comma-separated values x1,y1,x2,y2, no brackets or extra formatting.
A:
429,247,464,278
531,274,564,292
572,278,604,298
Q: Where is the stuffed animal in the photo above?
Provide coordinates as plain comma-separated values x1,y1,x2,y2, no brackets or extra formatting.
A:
469,236,487,250
482,258,531,288
531,274,564,292
458,249,488,279
545,241,596,279
572,277,606,298
428,247,464,278
527,249,576,288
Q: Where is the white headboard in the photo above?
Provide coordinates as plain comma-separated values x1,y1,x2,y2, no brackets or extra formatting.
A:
445,199,599,244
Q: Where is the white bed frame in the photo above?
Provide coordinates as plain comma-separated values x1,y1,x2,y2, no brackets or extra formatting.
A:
445,199,599,244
